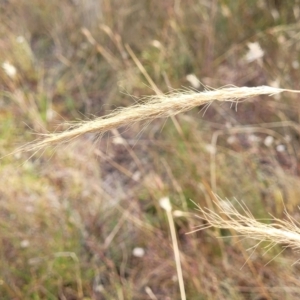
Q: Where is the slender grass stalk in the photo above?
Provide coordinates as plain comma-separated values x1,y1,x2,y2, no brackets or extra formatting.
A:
160,197,186,300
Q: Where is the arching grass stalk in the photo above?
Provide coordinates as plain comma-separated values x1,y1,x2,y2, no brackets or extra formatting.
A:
15,86,300,154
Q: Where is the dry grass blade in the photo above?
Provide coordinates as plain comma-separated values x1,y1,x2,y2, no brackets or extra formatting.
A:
160,197,186,300
15,86,299,154
192,196,300,252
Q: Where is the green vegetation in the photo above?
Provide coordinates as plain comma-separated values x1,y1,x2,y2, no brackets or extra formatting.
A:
1,1,300,299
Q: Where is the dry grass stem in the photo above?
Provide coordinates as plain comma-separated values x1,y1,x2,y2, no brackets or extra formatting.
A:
193,196,300,252
16,86,299,154
160,197,186,300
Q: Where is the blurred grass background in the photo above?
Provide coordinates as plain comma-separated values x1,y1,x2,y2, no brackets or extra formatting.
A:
1,0,300,299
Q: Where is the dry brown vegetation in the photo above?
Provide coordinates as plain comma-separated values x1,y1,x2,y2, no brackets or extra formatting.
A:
1,1,300,299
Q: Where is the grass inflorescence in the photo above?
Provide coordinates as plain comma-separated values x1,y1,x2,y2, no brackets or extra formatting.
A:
16,86,299,154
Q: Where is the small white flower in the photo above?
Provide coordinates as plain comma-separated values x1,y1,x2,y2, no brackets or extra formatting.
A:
186,74,201,89
276,144,285,152
16,36,25,43
227,136,237,145
132,247,145,257
20,240,30,248
159,197,172,212
264,136,274,147
2,61,17,78
132,171,141,182
151,40,162,49
245,42,264,63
